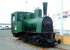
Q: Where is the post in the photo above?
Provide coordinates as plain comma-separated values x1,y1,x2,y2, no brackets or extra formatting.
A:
59,0,64,43
60,0,64,36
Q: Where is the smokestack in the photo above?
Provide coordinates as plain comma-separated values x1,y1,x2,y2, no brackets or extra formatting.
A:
43,2,47,16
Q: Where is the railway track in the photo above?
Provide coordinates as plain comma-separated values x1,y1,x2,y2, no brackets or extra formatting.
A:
0,30,69,50
14,36,68,50
40,47,67,50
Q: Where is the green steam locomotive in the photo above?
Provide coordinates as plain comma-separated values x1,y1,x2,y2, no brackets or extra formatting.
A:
11,2,59,48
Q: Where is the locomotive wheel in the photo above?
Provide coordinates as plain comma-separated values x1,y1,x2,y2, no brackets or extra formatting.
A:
12,32,23,37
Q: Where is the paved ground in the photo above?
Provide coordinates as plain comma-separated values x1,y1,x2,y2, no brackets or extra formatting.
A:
0,30,70,50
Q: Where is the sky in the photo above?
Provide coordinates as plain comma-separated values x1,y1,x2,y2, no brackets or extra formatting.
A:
0,0,44,23
0,0,70,23
0,0,70,31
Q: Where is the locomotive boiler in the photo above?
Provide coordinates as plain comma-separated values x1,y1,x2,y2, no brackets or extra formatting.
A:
11,2,59,48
